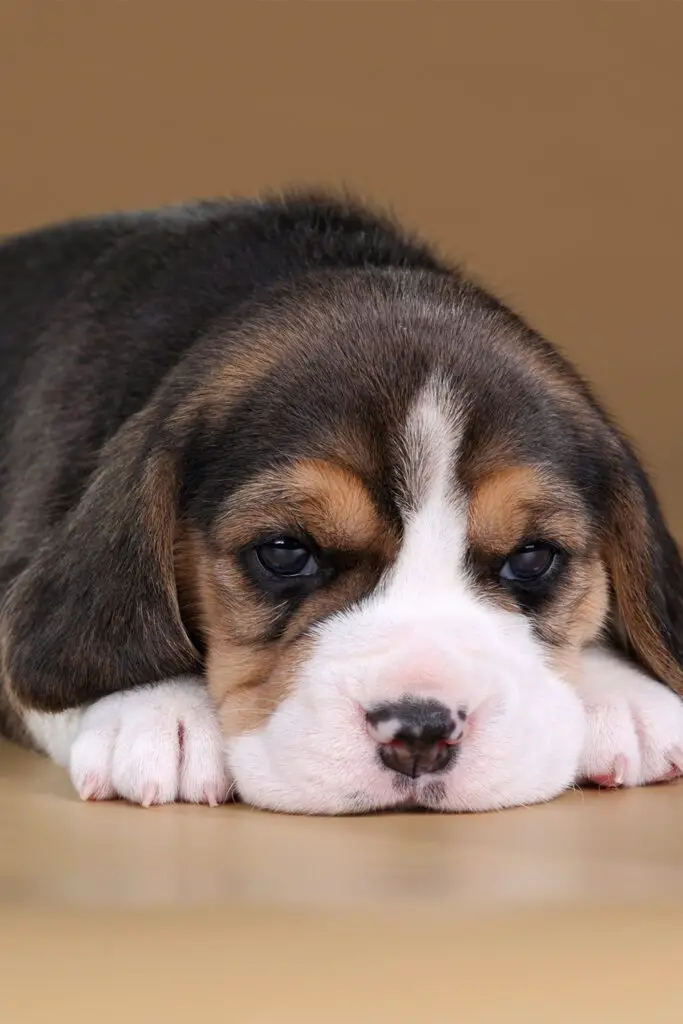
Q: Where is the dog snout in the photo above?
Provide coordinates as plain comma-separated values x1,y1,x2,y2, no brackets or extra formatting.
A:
365,697,465,778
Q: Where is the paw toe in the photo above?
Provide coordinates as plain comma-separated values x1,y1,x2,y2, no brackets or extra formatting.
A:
178,715,229,805
76,771,116,802
68,682,229,807
111,726,180,805
579,681,683,789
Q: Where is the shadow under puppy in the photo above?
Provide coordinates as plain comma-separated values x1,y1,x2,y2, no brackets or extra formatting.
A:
1,193,682,813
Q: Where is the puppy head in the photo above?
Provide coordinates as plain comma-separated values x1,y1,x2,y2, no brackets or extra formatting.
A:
172,270,682,812
4,268,680,812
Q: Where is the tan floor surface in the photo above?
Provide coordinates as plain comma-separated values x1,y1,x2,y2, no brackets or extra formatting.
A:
2,743,683,1023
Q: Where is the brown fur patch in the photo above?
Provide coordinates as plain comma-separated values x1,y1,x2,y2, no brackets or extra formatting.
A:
545,558,610,680
605,483,683,694
178,460,399,733
204,560,389,733
467,463,608,675
214,459,396,556
468,465,590,557
209,640,309,736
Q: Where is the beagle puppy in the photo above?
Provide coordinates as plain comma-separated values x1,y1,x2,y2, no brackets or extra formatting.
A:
1,192,681,813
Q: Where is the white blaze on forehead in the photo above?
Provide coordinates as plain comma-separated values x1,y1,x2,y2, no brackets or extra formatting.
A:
387,379,468,596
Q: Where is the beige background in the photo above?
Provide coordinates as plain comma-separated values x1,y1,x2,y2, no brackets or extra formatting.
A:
1,3,681,535
2,8,683,1021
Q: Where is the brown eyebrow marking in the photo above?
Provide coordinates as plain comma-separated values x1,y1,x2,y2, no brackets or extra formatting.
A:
214,458,399,558
467,464,590,556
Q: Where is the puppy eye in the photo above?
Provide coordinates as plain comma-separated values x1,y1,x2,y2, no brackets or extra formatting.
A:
254,536,320,578
500,542,559,583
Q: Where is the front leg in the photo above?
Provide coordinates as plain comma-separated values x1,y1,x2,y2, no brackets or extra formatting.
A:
25,678,231,806
575,646,683,788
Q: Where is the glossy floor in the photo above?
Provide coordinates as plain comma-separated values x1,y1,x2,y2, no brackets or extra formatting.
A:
2,742,683,1022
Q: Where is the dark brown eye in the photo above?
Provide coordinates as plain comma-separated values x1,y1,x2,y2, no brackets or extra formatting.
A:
254,536,319,578
500,543,558,583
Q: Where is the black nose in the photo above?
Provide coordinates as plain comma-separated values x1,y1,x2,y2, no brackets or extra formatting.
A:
365,698,463,778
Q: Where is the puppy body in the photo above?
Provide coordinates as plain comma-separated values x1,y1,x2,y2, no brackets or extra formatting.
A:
1,194,682,813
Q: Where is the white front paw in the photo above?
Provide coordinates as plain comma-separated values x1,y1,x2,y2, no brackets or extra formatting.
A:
69,678,231,806
576,648,683,788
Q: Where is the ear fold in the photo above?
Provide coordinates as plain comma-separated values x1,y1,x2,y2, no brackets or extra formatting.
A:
603,449,683,695
0,440,200,713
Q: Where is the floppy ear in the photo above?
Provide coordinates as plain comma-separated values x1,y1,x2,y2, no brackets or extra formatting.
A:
0,433,201,713
602,447,683,696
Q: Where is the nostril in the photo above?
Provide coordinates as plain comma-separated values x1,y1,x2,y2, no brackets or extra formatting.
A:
377,736,457,778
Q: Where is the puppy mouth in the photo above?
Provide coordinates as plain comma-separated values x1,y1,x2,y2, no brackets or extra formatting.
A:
343,776,448,815
392,775,448,807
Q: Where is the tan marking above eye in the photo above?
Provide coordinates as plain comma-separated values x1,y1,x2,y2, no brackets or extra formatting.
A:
467,464,590,558
214,458,398,558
